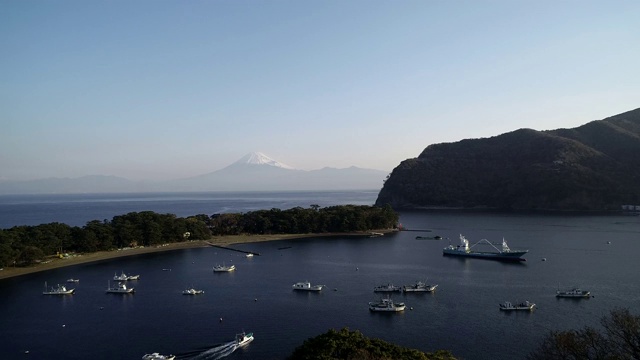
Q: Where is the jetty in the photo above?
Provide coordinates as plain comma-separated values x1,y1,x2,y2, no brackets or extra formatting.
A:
205,242,260,256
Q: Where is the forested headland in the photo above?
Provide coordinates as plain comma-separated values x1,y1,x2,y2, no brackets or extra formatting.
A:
0,204,398,268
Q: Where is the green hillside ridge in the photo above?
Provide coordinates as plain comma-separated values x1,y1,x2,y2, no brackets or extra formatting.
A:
376,108,640,211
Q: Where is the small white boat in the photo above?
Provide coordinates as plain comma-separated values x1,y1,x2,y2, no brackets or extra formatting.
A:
106,281,135,294
245,253,254,258
369,297,406,312
66,278,79,283
373,283,402,292
556,287,591,298
235,331,254,347
403,281,438,292
43,282,75,295
141,353,175,360
499,301,535,311
292,281,324,291
213,264,236,272
182,288,204,295
127,274,140,280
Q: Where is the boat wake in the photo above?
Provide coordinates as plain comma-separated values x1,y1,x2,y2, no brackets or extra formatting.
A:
181,341,238,360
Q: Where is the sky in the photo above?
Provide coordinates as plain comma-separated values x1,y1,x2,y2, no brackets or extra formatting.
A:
1,0,639,181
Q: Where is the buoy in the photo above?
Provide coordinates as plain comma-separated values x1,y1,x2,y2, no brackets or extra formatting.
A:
62,324,65,327
254,298,257,302
219,317,223,322
25,350,29,354
410,307,414,310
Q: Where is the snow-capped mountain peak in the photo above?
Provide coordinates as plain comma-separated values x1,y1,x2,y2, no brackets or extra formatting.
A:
234,152,295,170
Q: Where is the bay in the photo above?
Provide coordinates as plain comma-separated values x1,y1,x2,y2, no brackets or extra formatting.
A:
1,192,639,360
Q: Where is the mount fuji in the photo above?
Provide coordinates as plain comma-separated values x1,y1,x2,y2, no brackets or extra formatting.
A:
0,152,388,194
232,152,295,169
168,152,387,192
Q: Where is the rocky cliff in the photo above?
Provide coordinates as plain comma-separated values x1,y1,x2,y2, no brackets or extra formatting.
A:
376,108,640,211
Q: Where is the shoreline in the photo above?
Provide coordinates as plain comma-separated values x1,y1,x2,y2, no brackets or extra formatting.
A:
0,231,393,280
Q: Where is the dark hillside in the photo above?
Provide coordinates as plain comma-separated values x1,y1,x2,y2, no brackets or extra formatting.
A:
376,108,640,211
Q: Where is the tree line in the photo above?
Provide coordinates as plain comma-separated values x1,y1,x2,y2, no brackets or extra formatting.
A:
0,204,398,268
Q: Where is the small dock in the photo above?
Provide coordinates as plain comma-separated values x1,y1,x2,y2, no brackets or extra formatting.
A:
205,242,260,256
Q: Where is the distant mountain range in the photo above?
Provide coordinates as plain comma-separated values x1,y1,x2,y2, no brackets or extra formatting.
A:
0,152,387,194
376,107,640,211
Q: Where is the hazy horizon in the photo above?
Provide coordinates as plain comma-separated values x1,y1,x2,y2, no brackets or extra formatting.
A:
2,1,639,181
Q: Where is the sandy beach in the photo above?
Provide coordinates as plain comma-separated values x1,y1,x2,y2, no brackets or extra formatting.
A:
0,231,391,280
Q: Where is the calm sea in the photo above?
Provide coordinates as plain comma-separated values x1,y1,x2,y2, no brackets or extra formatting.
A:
1,192,639,360
0,191,380,228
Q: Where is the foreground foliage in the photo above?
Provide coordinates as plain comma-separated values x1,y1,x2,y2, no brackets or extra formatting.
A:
288,328,456,360
0,204,398,267
527,308,640,360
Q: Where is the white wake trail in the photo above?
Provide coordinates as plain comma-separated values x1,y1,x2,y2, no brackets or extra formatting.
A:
186,341,238,360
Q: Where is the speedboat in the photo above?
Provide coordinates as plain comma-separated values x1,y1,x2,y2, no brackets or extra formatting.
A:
245,253,254,258
292,281,324,291
106,281,135,294
182,288,204,295
499,301,535,311
213,264,236,272
369,297,406,312
66,278,79,283
142,353,175,360
373,283,402,292
43,282,75,295
127,274,140,280
235,331,254,347
403,281,438,292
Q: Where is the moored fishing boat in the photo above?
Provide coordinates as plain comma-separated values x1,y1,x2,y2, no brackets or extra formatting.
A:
182,288,204,295
556,287,591,298
213,264,236,272
499,301,535,311
292,281,324,291
403,281,438,292
114,271,139,281
106,281,135,294
373,283,402,292
42,282,75,295
369,297,406,312
443,234,528,262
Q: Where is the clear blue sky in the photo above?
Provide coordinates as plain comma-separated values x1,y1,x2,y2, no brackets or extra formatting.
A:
2,0,639,181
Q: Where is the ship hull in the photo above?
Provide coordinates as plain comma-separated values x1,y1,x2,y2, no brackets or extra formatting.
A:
443,249,527,262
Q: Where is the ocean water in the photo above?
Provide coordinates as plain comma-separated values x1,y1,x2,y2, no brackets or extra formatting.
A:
0,190,380,228
1,192,639,360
